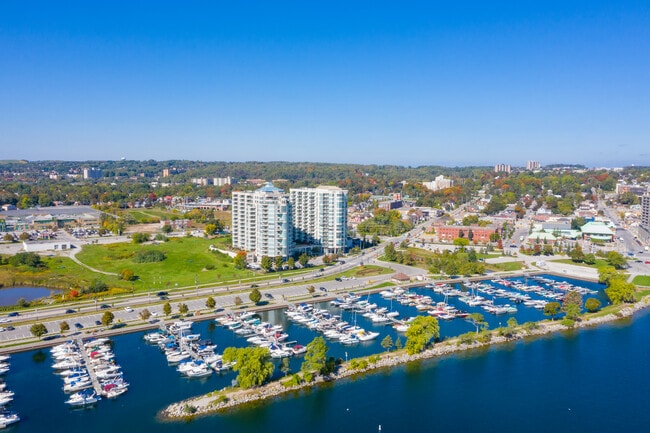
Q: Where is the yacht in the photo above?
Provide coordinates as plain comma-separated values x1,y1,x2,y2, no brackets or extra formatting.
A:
65,389,101,407
0,410,19,427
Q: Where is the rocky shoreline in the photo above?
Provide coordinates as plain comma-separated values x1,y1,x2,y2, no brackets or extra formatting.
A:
159,295,650,420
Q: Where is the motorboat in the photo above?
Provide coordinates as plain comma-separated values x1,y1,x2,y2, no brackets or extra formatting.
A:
65,389,101,407
0,410,19,427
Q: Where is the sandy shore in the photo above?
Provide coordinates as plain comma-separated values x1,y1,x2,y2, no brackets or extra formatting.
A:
160,295,650,420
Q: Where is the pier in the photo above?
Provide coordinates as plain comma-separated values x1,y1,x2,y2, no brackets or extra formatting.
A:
74,338,103,395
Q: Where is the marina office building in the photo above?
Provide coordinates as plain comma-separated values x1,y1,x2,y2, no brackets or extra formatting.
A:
232,183,348,261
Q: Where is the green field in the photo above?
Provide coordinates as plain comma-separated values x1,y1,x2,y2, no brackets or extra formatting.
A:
75,236,251,291
485,261,524,272
632,275,650,287
551,258,609,268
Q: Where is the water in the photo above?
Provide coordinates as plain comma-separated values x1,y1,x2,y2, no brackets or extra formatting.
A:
4,276,649,432
0,287,61,306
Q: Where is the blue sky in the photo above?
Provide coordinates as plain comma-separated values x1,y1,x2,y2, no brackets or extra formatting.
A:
1,1,649,167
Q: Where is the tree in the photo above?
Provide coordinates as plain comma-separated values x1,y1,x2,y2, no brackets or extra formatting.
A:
543,301,561,320
161,224,173,234
205,296,216,309
562,291,583,320
306,285,315,296
234,296,243,306
585,297,602,313
468,313,487,334
606,251,627,270
260,255,273,272
139,308,151,321
605,278,636,304
249,288,262,304
583,253,597,265
381,335,394,352
570,245,585,263
453,237,470,247
274,256,284,270
204,223,218,236
280,357,291,376
101,311,115,327
395,336,403,350
384,243,397,262
163,302,172,316
287,257,295,270
233,251,248,270
222,346,274,389
3,233,14,242
59,321,70,335
598,265,621,285
30,323,48,339
178,303,189,315
298,253,309,268
301,336,328,375
131,232,150,244
405,316,440,355
119,269,136,281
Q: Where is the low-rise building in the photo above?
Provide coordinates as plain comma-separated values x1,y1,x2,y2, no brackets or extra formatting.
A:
580,221,614,242
434,224,500,244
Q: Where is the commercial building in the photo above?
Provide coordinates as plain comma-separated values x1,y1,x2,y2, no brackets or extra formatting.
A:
434,224,500,244
231,183,293,260
83,167,102,180
290,186,348,255
580,221,614,242
615,183,648,196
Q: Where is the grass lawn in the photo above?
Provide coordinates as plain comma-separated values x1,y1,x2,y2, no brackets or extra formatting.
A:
485,261,524,272
75,236,253,291
551,258,609,268
0,256,103,293
632,275,650,287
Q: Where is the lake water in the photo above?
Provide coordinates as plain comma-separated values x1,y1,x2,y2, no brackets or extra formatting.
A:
4,275,649,432
0,287,61,307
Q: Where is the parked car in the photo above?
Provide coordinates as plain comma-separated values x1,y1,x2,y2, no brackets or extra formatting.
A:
94,320,102,326
124,306,134,313
74,323,83,329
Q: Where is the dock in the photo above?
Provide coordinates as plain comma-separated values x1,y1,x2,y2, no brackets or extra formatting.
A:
74,337,103,395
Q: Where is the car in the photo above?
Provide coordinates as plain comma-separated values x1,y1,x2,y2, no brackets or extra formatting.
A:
334,277,342,282
156,291,168,297
74,323,83,329
250,284,259,288
0,327,5,332
6,326,15,331
264,293,274,299
645,261,650,265
0,318,10,324
318,268,325,272
319,287,327,292
282,278,290,283
100,304,110,309
65,309,75,314
124,307,134,313
7,312,19,317
95,320,102,326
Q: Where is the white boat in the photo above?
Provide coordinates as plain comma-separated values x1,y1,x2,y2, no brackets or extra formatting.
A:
185,365,212,378
0,355,10,362
65,390,101,407
0,411,19,427
63,379,93,393
0,395,12,406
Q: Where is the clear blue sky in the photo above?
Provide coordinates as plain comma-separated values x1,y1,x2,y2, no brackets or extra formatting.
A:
1,1,649,167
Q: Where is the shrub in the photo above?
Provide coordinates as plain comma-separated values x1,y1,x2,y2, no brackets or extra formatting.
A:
457,332,476,346
84,279,108,294
302,371,314,383
133,250,166,263
561,318,575,328
131,232,150,244
8,252,44,268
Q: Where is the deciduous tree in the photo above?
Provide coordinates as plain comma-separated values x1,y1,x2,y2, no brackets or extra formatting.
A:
405,316,440,355
223,346,274,389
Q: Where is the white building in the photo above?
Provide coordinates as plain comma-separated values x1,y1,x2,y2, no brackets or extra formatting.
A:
231,183,293,260
290,186,348,254
422,175,453,192
83,167,102,180
526,161,541,170
213,176,235,186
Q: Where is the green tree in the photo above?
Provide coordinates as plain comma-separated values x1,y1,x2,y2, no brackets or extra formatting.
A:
543,301,561,320
222,346,274,389
381,335,394,351
249,288,262,304
585,297,602,312
301,336,328,375
101,311,115,327
306,285,315,296
161,224,173,234
204,223,218,236
2,233,14,242
453,237,470,247
598,265,621,285
298,253,309,268
178,303,189,315
468,313,487,334
405,316,440,355
606,251,627,270
570,245,585,263
30,323,48,339
562,291,583,320
384,243,397,262
205,296,216,309
605,278,636,304
119,269,136,281
131,232,150,244
274,255,284,270
286,257,295,270
280,357,291,376
260,255,273,272
163,302,172,316
59,321,70,335
395,336,403,350
583,253,597,265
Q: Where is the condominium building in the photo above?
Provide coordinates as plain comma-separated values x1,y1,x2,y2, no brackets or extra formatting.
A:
422,175,453,191
231,183,293,260
526,161,541,171
641,191,650,229
290,186,348,254
494,164,511,174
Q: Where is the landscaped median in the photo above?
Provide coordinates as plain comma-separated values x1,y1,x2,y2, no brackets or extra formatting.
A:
158,294,650,421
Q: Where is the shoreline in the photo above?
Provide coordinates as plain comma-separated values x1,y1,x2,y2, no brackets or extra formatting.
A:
159,294,650,421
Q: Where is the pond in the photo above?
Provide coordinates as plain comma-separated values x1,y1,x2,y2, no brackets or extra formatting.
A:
0,287,61,307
